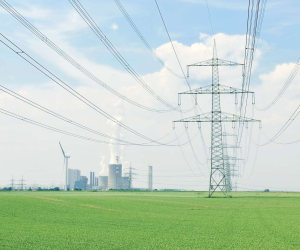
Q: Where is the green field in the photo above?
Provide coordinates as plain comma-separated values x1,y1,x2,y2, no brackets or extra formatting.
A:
1,191,300,249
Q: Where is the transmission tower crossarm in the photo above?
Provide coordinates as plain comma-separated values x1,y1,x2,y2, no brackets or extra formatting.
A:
220,144,241,148
179,84,254,95
223,132,238,137
188,58,243,67
223,156,244,161
173,112,261,124
208,157,244,161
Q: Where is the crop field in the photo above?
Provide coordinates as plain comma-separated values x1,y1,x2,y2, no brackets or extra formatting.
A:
0,191,300,249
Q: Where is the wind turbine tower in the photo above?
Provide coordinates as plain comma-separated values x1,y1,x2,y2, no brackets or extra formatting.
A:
59,142,71,191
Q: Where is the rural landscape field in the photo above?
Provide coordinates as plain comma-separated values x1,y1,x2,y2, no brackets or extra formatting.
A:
1,191,300,249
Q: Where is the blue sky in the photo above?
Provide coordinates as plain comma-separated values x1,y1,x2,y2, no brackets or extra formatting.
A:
0,0,300,191
2,0,299,77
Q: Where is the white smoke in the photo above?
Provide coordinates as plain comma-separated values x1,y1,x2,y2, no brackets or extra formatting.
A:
99,155,107,176
108,99,125,164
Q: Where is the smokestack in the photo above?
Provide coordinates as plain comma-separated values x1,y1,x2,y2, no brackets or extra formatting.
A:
90,172,95,187
148,166,153,190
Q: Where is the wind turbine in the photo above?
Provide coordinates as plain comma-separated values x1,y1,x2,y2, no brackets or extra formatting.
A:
59,142,71,191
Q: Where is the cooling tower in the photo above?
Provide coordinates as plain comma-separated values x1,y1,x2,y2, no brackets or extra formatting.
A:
98,176,108,190
108,164,123,189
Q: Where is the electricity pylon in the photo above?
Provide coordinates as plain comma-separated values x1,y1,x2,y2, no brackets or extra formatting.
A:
223,131,241,192
173,41,261,197
124,163,136,189
223,133,241,192
10,176,14,190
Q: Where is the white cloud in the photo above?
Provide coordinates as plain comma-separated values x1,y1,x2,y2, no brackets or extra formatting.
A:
0,5,51,20
199,33,210,40
1,10,300,191
110,23,118,30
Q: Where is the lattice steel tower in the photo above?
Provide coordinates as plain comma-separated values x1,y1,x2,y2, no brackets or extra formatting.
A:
174,41,261,197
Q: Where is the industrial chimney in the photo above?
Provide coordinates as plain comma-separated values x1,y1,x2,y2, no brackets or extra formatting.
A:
148,166,153,191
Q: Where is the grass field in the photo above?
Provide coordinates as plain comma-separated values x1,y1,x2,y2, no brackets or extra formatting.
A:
1,191,300,249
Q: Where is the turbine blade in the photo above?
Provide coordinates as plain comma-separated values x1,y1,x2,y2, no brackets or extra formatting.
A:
59,142,66,157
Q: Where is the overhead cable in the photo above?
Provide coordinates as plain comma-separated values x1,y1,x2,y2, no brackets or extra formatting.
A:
154,0,191,90
0,108,199,147
68,0,184,112
238,0,265,145
255,57,300,111
0,34,184,145
0,0,190,113
254,105,300,146
114,0,185,79
154,0,208,170
0,84,190,146
205,0,214,36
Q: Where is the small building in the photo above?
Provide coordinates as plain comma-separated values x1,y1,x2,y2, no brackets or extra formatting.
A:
122,177,130,189
98,176,108,190
68,169,81,190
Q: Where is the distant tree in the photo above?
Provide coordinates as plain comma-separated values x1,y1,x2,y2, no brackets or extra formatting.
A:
53,187,60,191
37,187,42,191
28,187,32,191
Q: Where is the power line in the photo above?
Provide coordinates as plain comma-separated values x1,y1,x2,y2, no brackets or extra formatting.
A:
0,34,183,145
0,0,190,113
255,57,300,111
0,85,135,145
0,108,199,147
114,0,185,79
0,1,203,177
205,0,214,36
174,130,201,177
154,0,209,173
0,84,192,146
154,0,191,90
238,0,265,145
68,0,185,112
245,128,261,177
253,105,300,146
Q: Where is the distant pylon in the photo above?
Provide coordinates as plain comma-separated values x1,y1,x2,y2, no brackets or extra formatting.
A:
10,175,14,190
19,175,25,190
124,163,136,189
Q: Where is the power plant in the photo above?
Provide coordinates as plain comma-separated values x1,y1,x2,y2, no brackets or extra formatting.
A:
96,159,151,191
57,144,152,191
